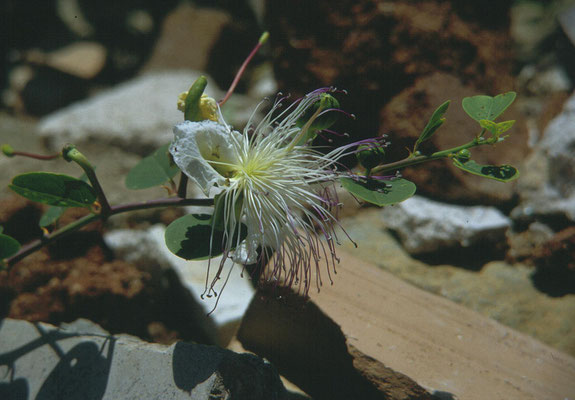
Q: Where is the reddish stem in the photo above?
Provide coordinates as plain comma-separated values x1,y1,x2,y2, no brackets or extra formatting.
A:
219,32,269,106
11,151,60,160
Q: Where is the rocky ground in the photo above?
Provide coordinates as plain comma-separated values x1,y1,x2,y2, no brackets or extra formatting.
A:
1,1,575,399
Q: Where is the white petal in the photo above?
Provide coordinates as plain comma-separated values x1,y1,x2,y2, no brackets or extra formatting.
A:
170,120,240,196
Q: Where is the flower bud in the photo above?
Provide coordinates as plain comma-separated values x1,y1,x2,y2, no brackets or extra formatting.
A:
296,93,340,132
178,93,218,122
356,144,385,170
455,149,471,162
2,144,14,157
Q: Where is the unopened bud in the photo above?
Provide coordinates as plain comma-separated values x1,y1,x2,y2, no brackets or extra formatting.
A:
296,94,340,132
1,144,14,157
455,149,471,162
178,93,218,122
357,143,386,170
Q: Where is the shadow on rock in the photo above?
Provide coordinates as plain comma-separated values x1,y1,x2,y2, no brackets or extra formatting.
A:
172,341,286,400
237,285,433,400
0,322,114,400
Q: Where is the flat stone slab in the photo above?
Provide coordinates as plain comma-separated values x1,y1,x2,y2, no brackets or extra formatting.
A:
0,318,286,400
238,249,575,400
309,250,575,400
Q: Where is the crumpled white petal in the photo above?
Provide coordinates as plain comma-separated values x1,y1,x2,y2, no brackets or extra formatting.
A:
170,120,241,196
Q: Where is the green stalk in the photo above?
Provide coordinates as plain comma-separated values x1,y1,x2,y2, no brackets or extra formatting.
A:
372,137,487,175
62,145,112,218
5,197,214,268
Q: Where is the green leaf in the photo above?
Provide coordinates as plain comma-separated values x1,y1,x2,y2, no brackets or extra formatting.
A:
462,92,516,122
185,76,208,122
39,173,90,226
340,177,416,206
125,144,180,190
9,172,97,207
453,159,519,182
415,100,450,148
0,233,20,259
164,214,247,260
479,119,515,137
39,206,67,227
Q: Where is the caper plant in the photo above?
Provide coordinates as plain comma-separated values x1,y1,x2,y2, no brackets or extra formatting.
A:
0,32,519,300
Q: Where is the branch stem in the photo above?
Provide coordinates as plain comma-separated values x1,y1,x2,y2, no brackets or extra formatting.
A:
372,138,487,175
5,197,214,268
62,145,112,218
177,173,188,198
11,151,61,160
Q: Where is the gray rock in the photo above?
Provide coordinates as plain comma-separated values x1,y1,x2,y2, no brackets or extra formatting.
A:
38,71,258,155
0,318,287,400
38,71,220,154
516,91,575,222
379,195,510,254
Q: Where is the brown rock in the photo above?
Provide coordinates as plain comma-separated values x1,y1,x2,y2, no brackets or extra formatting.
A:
531,226,575,295
240,249,575,400
24,42,107,80
237,286,432,400
380,72,528,205
506,222,554,263
266,0,516,149
0,200,214,344
268,0,513,95
141,4,231,73
533,226,575,271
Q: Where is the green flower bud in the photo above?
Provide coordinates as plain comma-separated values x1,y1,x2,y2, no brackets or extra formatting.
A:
296,93,340,132
455,149,471,162
357,144,386,170
1,144,14,157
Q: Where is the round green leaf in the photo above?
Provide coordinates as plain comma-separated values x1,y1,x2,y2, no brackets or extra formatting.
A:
462,92,516,122
39,206,67,227
165,214,247,261
0,233,21,259
9,172,97,207
340,177,416,206
125,144,180,190
453,159,519,182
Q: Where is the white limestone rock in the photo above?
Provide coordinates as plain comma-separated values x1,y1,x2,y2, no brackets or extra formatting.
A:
515,91,575,222
104,225,255,330
38,71,257,155
379,195,510,254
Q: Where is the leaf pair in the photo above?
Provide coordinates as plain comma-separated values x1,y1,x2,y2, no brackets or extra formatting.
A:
462,92,516,123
